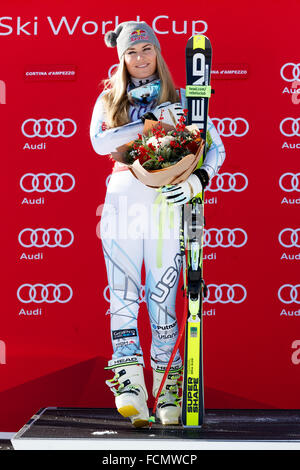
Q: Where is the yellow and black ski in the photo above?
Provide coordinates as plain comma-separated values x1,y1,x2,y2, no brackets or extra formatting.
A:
181,35,212,428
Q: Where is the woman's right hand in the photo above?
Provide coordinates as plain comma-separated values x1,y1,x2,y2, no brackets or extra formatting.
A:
153,102,185,126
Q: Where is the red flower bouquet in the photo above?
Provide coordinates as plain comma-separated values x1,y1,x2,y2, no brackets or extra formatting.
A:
111,110,205,188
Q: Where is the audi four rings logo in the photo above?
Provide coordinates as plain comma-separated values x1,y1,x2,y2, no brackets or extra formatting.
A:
104,284,247,304
211,118,249,137
205,284,247,304
18,228,74,248
279,173,300,192
20,173,75,192
280,118,300,137
21,119,77,138
204,229,248,248
278,285,300,304
17,284,73,303
206,173,248,192
278,229,300,248
280,63,300,82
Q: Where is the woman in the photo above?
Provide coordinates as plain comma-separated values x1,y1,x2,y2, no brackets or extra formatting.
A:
90,21,226,428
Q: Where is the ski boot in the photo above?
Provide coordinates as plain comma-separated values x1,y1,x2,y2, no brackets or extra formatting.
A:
152,368,182,425
106,362,149,428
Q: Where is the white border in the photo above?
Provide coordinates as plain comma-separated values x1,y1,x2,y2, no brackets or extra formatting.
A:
11,437,300,451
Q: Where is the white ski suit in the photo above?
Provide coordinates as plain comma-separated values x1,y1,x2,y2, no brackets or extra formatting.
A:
90,78,226,371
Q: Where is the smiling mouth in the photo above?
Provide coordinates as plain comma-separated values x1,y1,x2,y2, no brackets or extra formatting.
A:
136,64,149,68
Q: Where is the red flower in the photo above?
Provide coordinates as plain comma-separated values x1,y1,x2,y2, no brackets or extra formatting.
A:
185,141,199,154
137,146,151,164
138,145,148,157
158,156,164,161
175,115,186,132
152,122,166,139
170,140,180,148
148,143,156,152
158,110,164,121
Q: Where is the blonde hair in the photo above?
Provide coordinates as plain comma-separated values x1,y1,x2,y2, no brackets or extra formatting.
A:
101,46,179,128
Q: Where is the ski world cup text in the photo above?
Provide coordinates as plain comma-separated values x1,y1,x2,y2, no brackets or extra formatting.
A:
0,16,207,37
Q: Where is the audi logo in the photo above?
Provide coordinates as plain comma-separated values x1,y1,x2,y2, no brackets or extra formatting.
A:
20,173,75,193
278,285,300,304
206,173,248,192
21,119,77,138
204,229,247,248
211,118,249,137
204,284,247,304
280,118,300,137
104,284,246,304
17,283,73,303
18,228,74,248
280,63,300,82
279,173,300,192
278,229,300,248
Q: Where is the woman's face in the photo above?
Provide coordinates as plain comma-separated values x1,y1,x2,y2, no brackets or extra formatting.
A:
124,42,157,79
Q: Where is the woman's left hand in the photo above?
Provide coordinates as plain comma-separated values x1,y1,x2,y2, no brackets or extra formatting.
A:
160,174,203,206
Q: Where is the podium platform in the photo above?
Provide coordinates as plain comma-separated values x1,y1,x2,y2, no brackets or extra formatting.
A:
11,407,300,450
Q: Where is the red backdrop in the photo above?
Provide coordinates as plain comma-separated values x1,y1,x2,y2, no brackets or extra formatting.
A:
1,0,300,432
